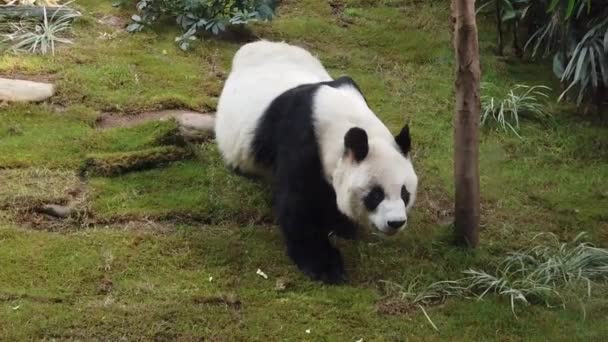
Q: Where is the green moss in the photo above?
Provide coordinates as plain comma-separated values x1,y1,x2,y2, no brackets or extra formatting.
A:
86,120,182,154
89,145,271,223
0,0,606,339
2,224,606,340
0,104,91,168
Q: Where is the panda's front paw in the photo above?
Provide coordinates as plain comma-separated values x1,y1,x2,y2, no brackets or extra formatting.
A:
288,241,345,284
303,248,345,284
328,213,359,240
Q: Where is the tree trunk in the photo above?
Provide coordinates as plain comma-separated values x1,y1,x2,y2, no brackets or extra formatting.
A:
452,0,481,248
496,0,504,56
512,21,523,58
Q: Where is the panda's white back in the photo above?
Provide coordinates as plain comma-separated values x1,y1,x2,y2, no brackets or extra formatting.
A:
215,41,333,174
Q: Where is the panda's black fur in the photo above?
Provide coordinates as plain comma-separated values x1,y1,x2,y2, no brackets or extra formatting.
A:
251,76,364,284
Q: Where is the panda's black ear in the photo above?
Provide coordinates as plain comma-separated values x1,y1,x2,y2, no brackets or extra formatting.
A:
395,124,411,155
344,127,368,162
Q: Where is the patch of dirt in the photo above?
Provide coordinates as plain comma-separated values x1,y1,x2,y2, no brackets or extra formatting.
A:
96,109,211,129
417,188,453,226
329,0,345,16
192,294,241,310
95,14,128,30
0,292,66,304
98,275,113,295
329,0,355,27
376,298,416,315
215,26,259,43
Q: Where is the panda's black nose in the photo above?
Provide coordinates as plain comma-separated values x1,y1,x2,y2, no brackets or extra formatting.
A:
387,220,406,229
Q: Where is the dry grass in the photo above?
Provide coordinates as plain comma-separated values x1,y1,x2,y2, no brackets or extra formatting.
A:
0,168,79,208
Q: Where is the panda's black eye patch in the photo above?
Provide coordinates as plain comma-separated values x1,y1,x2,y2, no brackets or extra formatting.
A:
401,185,410,206
364,186,384,211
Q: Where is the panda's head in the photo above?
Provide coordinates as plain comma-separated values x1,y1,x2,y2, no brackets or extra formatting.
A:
333,125,418,236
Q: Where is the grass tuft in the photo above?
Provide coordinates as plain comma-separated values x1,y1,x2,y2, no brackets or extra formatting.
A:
3,5,80,55
383,233,608,317
481,83,551,137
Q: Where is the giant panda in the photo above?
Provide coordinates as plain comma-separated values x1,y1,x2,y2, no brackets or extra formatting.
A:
215,41,418,284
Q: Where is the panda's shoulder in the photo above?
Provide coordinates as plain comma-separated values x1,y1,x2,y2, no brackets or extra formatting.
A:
327,76,362,92
317,76,368,105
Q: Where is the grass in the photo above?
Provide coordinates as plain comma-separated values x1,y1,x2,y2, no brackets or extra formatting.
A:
0,0,607,340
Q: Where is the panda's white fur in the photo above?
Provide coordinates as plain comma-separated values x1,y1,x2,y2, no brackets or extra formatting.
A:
216,41,332,175
215,41,418,283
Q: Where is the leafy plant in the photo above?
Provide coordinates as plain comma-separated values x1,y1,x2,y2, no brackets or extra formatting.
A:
2,5,79,55
121,0,276,50
481,83,551,136
525,0,593,59
557,17,608,108
382,232,608,326
524,0,608,115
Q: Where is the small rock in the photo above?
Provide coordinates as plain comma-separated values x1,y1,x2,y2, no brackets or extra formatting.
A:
0,78,55,102
176,113,215,141
38,204,72,218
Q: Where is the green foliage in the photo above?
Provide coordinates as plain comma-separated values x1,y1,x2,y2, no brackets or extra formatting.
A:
122,0,276,50
481,83,551,136
524,0,608,112
2,6,80,55
557,17,608,106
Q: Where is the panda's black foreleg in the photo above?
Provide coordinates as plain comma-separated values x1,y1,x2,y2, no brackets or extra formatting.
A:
274,186,345,284
284,232,345,284
328,211,358,240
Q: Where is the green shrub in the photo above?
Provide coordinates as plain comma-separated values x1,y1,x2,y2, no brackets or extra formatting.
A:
120,0,276,50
